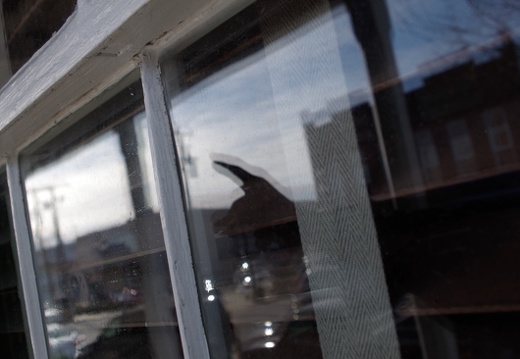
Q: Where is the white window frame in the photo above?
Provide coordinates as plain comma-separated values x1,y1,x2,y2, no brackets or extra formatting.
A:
0,0,255,358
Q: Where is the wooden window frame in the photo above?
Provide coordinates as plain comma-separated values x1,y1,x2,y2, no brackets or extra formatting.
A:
0,0,254,357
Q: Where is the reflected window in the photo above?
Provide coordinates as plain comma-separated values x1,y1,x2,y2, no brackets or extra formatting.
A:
21,77,183,359
483,108,517,166
415,129,442,183
447,120,476,175
0,168,31,359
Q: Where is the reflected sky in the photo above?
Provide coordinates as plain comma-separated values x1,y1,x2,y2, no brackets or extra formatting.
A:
26,131,132,248
170,6,353,208
25,114,158,248
388,0,520,84
171,46,297,208
25,0,520,242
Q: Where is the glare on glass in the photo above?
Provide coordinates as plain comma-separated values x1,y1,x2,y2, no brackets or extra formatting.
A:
0,169,31,359
162,0,520,358
22,80,182,359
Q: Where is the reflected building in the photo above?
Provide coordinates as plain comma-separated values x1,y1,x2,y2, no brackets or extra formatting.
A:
302,33,520,358
35,208,165,311
22,80,184,359
314,33,520,202
407,34,520,185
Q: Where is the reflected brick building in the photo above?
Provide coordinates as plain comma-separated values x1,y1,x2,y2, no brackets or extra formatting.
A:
351,35,520,199
302,35,520,358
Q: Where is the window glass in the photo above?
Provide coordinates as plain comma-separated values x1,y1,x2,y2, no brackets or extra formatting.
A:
21,78,183,359
162,0,520,358
0,168,31,359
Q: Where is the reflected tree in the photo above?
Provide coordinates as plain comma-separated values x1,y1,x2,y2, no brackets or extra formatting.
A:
391,0,520,46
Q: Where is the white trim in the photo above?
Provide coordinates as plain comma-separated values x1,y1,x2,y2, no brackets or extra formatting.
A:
0,0,248,156
140,54,210,359
6,156,48,359
0,0,148,152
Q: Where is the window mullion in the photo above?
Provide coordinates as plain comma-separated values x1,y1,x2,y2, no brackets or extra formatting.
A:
139,54,211,359
6,155,48,359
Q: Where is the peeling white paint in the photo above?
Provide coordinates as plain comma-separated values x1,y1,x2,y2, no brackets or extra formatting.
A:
0,0,246,156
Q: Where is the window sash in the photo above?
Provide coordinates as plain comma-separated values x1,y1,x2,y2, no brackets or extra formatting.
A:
0,1,252,358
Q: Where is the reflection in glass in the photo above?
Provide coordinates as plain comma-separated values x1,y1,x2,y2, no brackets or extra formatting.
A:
163,1,399,358
163,0,520,358
22,80,182,359
0,169,31,359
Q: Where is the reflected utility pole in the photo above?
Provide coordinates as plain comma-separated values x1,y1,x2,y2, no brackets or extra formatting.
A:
30,185,68,311
116,116,182,358
30,186,66,260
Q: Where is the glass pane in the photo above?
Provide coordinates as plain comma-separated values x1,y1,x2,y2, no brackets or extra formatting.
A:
22,79,183,359
162,2,397,358
0,168,31,359
0,0,77,86
162,0,520,358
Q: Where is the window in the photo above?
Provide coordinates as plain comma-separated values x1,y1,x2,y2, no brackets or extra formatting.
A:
161,2,396,358
21,76,183,359
0,0,518,358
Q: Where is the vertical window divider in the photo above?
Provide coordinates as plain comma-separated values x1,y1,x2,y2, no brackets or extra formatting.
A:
139,53,211,359
6,155,48,359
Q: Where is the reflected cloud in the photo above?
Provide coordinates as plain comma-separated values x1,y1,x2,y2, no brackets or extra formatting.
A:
22,85,183,359
25,114,159,248
26,131,133,247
